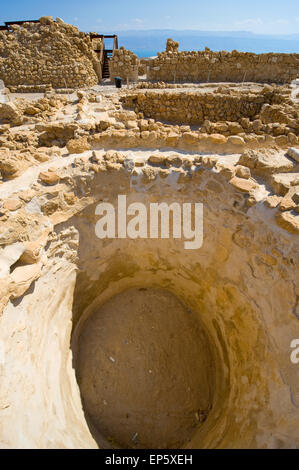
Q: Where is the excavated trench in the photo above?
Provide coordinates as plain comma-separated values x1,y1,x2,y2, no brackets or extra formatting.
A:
70,241,229,450
62,154,299,449
0,146,298,449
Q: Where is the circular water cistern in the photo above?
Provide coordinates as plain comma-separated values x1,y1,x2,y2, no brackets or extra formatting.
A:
75,288,215,449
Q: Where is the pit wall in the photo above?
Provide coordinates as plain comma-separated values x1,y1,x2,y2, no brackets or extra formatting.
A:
147,50,299,84
0,242,97,449
0,17,100,90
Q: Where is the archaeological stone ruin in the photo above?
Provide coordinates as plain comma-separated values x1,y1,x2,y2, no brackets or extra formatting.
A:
0,16,298,449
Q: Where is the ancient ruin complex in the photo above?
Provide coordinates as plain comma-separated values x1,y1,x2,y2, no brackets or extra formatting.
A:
0,17,298,449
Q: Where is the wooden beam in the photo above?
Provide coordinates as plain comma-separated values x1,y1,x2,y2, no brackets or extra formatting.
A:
90,34,103,39
5,20,40,26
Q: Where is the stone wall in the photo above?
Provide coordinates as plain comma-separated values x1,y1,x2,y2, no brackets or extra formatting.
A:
138,58,148,76
121,85,299,144
109,47,139,82
147,47,299,84
0,16,101,89
166,38,179,53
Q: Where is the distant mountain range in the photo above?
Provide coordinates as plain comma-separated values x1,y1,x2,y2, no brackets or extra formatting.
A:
101,29,299,56
112,29,299,40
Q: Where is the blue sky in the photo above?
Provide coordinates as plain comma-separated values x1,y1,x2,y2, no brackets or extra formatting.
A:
1,0,299,34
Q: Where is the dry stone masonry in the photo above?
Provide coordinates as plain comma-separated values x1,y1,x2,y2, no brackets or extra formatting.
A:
166,38,179,53
121,83,299,148
109,47,139,82
0,25,298,90
0,16,100,90
147,40,299,84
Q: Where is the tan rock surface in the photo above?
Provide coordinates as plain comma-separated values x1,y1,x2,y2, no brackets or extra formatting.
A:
0,67,298,449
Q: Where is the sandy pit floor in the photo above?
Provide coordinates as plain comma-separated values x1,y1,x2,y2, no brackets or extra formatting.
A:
75,288,214,449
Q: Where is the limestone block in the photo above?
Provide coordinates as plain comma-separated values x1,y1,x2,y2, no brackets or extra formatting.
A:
287,147,299,163
3,199,22,211
229,176,258,193
276,210,299,233
39,171,60,185
66,137,91,154
0,243,25,279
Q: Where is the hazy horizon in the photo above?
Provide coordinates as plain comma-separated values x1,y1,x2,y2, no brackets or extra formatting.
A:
99,28,299,39
98,29,299,56
1,0,299,36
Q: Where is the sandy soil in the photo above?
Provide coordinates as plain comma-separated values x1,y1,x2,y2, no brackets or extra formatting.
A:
75,288,215,449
